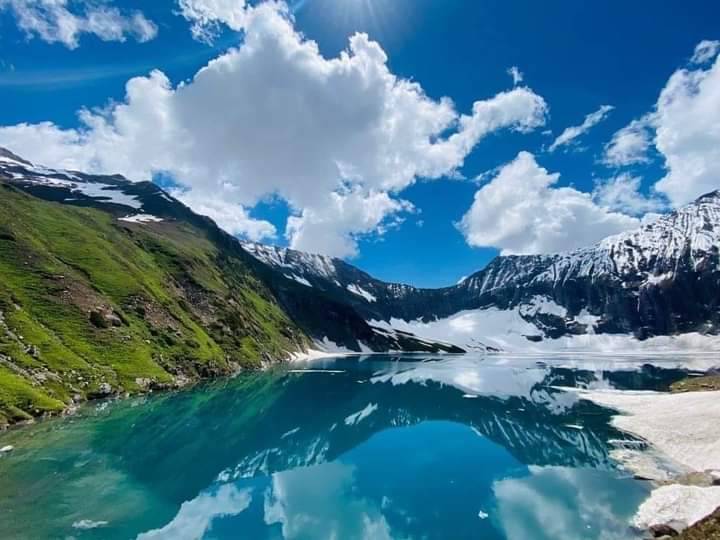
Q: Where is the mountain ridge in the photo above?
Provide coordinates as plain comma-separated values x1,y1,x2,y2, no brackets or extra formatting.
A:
242,190,720,346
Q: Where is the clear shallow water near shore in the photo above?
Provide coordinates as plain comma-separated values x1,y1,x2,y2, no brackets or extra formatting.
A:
0,354,711,540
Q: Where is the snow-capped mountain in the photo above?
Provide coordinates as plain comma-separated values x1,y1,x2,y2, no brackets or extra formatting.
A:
0,147,192,222
242,191,720,351
240,241,416,316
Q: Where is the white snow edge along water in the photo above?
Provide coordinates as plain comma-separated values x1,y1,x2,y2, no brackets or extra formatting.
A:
371,303,720,353
568,388,720,531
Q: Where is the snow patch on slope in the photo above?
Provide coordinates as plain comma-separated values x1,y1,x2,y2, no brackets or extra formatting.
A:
346,283,376,302
119,214,163,223
288,274,312,287
644,271,674,287
0,155,143,209
519,295,567,318
373,308,538,352
374,306,720,353
241,242,338,279
69,183,142,209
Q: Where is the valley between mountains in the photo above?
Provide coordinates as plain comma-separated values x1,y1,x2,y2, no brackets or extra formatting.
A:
1,147,719,426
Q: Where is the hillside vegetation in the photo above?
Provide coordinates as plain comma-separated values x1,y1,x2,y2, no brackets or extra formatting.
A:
0,185,308,427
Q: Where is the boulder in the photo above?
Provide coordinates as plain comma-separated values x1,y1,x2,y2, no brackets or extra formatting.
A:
649,523,680,537
89,310,109,329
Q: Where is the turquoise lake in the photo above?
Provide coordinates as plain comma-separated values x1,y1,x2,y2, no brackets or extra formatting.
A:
0,354,704,540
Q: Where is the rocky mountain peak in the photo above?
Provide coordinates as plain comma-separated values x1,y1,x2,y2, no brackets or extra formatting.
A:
0,146,32,166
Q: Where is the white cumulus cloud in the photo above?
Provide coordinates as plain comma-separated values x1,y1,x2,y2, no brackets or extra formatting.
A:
507,66,524,86
462,39,720,256
177,0,247,43
0,2,548,257
548,105,614,152
653,51,720,205
286,189,414,258
174,191,277,241
0,0,158,49
592,173,666,215
604,40,720,206
458,152,639,255
602,114,654,167
690,40,720,64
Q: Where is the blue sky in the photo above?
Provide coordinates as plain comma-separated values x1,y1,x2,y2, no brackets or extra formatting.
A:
1,0,719,287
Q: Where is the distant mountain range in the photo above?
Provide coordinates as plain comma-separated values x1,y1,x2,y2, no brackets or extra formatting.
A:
241,183,720,352
1,146,718,424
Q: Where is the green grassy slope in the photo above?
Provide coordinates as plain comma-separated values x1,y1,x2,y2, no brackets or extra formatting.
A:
0,184,308,427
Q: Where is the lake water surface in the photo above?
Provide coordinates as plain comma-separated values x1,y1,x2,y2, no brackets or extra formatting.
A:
0,354,707,540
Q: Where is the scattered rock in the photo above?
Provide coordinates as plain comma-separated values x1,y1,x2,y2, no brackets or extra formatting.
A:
134,377,154,391
0,445,13,453
97,383,112,395
650,523,680,537
713,473,720,487
89,310,109,329
107,312,123,327
89,309,124,328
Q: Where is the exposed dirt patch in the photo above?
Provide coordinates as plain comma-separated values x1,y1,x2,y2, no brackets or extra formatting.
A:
52,274,108,314
126,295,180,331
671,375,720,393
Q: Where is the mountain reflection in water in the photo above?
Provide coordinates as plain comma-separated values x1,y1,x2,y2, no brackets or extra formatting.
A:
0,354,702,540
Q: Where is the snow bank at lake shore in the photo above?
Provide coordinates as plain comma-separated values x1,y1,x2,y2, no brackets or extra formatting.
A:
373,309,720,353
633,485,720,530
569,387,720,530
573,389,720,473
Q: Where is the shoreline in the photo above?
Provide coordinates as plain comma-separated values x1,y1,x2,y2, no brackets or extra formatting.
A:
0,344,315,431
565,386,720,536
4,347,719,431
3,349,720,537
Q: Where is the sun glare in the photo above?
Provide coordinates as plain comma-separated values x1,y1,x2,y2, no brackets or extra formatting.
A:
295,0,405,41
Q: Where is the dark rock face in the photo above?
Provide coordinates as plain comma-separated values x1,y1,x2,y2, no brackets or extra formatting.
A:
649,522,683,537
